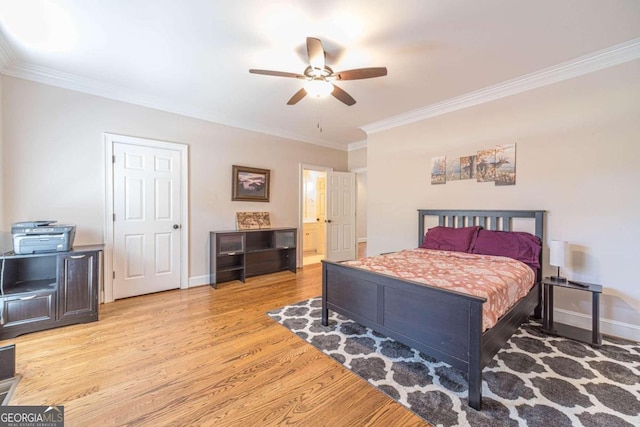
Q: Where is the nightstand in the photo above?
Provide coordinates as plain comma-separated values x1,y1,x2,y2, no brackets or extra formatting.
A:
542,277,602,347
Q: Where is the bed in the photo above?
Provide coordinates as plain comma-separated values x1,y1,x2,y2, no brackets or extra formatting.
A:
321,209,544,410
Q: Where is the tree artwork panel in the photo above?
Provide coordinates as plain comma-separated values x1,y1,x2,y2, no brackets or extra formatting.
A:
476,148,496,182
446,157,461,181
431,156,446,185
494,144,516,186
460,155,476,180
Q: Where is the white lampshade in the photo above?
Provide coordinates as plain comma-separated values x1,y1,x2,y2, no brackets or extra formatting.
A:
549,240,568,267
304,78,334,98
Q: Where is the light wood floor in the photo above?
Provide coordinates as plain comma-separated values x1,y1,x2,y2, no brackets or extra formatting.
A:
2,262,428,426
303,242,367,266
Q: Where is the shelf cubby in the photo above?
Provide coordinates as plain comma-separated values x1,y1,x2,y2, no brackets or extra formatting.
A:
210,228,297,288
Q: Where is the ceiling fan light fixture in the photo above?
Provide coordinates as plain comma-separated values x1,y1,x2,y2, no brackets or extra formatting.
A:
304,78,334,98
249,37,387,106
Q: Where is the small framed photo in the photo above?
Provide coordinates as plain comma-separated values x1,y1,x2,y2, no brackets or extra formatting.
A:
232,165,270,202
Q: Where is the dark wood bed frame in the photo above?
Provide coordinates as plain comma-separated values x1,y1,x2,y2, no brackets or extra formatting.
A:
321,209,545,410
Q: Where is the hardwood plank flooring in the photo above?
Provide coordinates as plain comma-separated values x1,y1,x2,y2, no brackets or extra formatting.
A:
1,264,429,426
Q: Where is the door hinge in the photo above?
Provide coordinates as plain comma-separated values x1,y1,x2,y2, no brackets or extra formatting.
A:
113,271,115,279
113,213,116,221
112,155,116,163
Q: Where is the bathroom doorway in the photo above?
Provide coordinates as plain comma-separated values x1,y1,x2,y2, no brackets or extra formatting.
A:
301,167,327,266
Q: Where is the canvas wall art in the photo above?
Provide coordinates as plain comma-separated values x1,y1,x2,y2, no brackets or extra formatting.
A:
460,155,476,180
431,156,446,185
236,212,271,230
476,148,497,182
494,144,516,186
446,157,461,181
430,143,516,186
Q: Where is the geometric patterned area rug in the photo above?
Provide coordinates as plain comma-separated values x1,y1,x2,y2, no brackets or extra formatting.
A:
267,298,640,427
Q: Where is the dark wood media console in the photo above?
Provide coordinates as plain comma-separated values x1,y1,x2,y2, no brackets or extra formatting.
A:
0,245,102,339
209,228,297,288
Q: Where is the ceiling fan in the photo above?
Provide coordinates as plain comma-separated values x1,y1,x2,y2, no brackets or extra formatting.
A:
249,37,387,106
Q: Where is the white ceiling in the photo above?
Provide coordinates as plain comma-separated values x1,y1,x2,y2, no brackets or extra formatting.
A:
0,1,639,150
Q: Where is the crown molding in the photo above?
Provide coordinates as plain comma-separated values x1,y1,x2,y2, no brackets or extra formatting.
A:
350,167,367,173
2,32,638,151
0,41,348,152
347,139,367,151
361,37,640,135
0,34,17,69
2,61,348,151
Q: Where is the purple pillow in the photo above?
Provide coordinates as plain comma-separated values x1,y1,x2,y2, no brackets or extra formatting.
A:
420,226,481,253
470,229,541,269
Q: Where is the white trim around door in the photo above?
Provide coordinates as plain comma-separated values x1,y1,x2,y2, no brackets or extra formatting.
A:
103,133,189,303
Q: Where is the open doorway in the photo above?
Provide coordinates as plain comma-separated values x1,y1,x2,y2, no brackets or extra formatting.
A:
299,164,358,266
301,168,327,266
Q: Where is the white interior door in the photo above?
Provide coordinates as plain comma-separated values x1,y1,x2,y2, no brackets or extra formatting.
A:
112,142,182,299
316,175,326,256
326,171,356,262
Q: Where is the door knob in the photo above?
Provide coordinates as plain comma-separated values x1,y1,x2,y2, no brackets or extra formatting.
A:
173,224,180,229
325,219,332,223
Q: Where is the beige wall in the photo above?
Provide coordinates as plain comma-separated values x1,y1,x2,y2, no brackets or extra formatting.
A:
367,59,640,339
348,146,367,170
0,76,347,283
355,171,367,243
349,147,368,243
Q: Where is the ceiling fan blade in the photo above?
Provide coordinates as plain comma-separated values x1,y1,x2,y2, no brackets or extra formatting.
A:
336,67,388,80
331,84,356,106
307,37,325,71
249,69,305,79
287,88,307,105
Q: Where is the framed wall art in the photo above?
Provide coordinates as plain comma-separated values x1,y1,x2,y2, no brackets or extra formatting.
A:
232,165,270,202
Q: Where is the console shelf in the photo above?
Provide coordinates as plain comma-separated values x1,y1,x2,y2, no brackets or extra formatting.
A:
210,228,297,288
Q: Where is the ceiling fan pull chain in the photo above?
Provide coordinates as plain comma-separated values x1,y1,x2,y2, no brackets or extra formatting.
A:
317,104,323,133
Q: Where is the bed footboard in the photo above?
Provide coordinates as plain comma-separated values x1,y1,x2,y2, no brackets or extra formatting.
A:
322,259,487,409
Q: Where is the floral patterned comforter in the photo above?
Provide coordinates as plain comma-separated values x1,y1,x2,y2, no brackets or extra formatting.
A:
343,248,535,331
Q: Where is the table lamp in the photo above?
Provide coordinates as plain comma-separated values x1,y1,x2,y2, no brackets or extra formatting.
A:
549,240,568,282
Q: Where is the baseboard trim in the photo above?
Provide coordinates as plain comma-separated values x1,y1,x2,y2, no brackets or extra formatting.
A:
554,308,640,342
189,275,211,288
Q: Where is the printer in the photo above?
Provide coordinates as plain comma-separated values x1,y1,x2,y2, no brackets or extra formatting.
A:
11,221,76,254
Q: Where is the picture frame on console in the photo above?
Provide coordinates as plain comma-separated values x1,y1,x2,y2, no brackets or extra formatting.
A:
232,165,270,202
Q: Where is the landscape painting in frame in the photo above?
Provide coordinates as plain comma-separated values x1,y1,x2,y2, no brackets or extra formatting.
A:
476,148,496,182
232,165,270,202
494,143,516,186
446,157,461,181
460,155,476,180
431,156,446,185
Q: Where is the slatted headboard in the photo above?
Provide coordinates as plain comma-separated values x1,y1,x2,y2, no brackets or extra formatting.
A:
418,209,545,280
418,209,544,242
